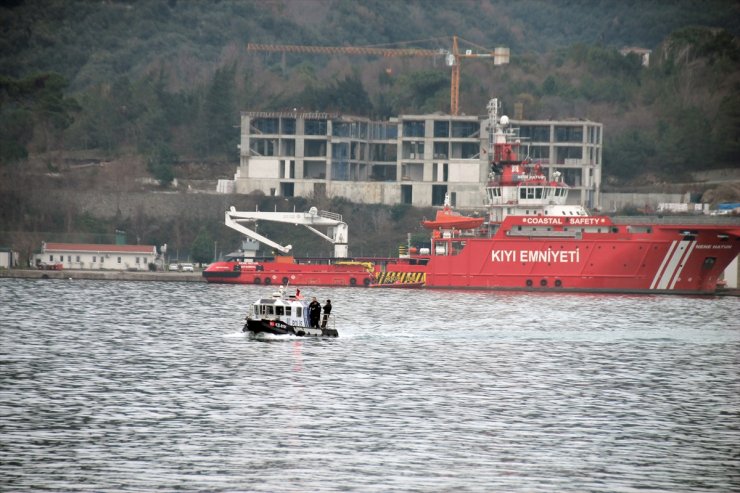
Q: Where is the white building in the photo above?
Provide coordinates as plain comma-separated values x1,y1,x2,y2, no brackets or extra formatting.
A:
35,242,159,271
0,247,18,268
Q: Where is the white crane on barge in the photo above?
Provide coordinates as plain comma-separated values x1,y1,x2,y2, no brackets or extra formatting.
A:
225,206,349,258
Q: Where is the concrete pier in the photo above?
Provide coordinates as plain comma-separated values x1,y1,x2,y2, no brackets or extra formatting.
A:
0,269,205,283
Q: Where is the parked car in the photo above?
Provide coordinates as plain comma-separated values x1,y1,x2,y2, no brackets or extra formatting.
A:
180,263,194,272
169,263,180,271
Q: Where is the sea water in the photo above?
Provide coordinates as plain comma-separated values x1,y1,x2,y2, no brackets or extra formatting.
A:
1,278,738,492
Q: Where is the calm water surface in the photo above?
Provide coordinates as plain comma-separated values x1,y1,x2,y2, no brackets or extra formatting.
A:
1,278,739,492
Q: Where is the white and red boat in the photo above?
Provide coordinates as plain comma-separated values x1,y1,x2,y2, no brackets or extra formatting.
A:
204,99,739,295
243,285,338,338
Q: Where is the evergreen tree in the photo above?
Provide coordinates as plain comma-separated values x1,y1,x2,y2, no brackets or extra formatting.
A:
197,65,237,159
191,228,214,265
0,73,78,163
146,143,176,185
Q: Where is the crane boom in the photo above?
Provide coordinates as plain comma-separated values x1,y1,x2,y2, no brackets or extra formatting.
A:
247,36,509,115
247,43,440,58
225,206,349,258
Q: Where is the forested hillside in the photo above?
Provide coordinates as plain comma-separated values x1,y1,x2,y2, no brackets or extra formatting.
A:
1,0,739,257
2,0,738,175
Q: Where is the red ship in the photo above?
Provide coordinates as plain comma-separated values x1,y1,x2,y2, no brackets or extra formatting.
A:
204,99,740,295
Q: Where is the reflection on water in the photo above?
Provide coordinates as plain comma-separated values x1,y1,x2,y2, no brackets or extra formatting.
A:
1,279,739,492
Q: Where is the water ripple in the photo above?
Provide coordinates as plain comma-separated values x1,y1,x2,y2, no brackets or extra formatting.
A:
1,278,739,492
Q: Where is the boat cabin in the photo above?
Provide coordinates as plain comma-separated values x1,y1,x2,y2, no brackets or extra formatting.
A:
250,287,309,328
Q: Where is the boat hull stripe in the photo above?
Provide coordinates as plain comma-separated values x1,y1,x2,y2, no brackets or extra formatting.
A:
651,240,678,290
668,240,697,290
657,240,694,290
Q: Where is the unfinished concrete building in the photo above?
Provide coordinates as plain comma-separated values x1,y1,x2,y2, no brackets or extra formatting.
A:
232,109,603,210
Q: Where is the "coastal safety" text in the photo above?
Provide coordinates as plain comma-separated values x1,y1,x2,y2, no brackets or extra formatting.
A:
491,249,580,263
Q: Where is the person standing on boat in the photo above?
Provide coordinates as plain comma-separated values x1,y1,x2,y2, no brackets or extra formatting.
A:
321,299,332,328
309,297,321,327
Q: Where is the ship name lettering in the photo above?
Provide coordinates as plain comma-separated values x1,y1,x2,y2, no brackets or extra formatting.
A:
522,217,564,225
491,250,517,262
520,249,580,263
491,249,580,263
569,217,602,225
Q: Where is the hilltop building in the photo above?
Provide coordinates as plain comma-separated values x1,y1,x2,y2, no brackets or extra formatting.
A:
231,108,603,210
619,46,652,67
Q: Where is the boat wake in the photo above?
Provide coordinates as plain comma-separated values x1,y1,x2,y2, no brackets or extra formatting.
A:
248,331,301,341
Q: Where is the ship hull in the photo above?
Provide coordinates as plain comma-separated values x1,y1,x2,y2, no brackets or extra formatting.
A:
204,261,374,287
205,222,740,295
244,318,338,337
414,225,740,294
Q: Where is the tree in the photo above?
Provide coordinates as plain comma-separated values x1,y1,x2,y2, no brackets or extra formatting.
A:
0,73,78,163
146,143,176,186
191,228,213,265
603,130,656,181
196,65,237,159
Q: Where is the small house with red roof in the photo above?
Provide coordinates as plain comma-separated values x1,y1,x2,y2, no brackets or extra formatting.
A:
35,242,159,271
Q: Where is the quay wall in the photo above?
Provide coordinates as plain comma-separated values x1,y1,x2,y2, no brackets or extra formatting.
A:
0,268,205,282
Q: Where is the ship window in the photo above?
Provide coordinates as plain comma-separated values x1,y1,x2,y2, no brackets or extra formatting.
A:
520,188,526,199
276,306,284,316
527,188,535,199
296,307,302,317
285,307,291,316
535,188,543,199
267,306,274,315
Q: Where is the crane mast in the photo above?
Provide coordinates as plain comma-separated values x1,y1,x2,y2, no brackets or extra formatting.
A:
247,36,509,115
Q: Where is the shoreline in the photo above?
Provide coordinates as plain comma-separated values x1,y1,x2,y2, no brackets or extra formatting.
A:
0,268,205,283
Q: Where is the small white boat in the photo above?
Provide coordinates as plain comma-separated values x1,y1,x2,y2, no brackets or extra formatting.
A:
243,286,338,337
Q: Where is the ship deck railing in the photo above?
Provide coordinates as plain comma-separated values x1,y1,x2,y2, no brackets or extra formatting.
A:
610,215,740,226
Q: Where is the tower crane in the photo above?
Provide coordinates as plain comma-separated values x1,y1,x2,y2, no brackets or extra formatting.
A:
246,36,509,116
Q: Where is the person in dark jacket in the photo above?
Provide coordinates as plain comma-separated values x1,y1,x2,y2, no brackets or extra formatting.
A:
321,299,332,328
309,297,321,327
